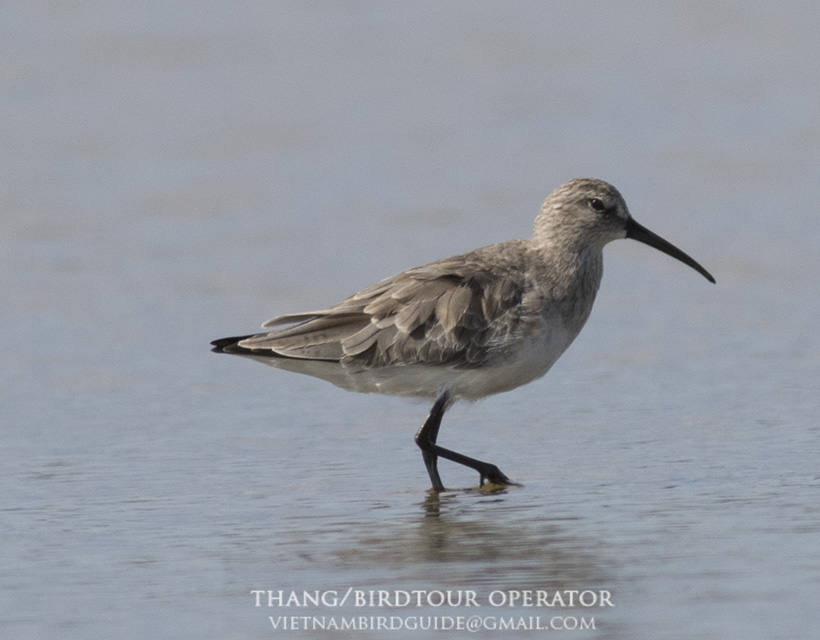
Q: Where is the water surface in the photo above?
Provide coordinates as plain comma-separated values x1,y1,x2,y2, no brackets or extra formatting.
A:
2,2,819,638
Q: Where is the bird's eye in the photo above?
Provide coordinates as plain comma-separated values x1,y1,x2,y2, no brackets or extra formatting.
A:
589,198,606,212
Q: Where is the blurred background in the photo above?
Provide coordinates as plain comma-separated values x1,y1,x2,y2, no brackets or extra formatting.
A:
2,2,818,639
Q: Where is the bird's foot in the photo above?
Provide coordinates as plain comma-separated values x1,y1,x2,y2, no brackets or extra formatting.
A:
479,464,522,489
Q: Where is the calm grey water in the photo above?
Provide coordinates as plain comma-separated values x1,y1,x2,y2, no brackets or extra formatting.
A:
2,2,819,639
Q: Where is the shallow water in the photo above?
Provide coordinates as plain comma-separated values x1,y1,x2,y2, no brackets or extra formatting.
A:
2,2,819,638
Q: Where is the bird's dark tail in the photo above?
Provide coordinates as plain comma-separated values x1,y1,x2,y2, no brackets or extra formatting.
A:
210,335,258,355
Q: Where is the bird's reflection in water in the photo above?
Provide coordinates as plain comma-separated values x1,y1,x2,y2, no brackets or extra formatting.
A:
330,491,614,594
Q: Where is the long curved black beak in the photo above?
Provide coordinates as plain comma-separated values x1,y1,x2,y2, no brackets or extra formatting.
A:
625,218,715,283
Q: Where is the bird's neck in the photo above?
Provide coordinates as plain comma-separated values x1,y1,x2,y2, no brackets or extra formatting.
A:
532,233,603,290
530,240,604,331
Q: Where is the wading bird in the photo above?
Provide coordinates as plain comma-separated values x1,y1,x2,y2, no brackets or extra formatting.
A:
212,178,715,491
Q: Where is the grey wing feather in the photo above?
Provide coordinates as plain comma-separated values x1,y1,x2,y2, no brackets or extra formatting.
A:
237,250,528,369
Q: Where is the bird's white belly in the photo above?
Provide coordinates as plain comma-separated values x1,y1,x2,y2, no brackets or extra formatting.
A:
352,323,577,400
447,325,576,399
249,322,579,401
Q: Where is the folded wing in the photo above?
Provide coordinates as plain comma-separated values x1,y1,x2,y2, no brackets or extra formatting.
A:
230,257,527,369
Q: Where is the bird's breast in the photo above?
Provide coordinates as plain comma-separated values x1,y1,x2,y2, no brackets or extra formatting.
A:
447,319,578,400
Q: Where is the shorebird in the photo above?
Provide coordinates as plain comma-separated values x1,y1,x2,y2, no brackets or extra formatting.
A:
212,178,715,492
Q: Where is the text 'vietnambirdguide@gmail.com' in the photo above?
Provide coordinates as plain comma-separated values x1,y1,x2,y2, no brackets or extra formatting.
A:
250,588,614,632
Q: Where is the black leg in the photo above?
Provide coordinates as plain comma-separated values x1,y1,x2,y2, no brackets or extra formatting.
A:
414,391,516,491
414,393,448,491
